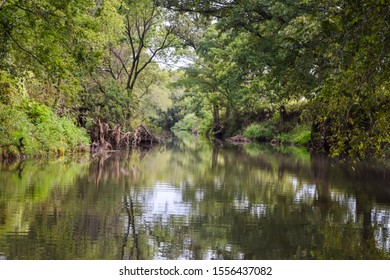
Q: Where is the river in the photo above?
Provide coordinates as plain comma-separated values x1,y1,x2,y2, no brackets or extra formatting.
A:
1,133,389,259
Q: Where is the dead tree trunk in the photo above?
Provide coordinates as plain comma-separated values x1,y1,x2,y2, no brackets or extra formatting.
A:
113,125,121,149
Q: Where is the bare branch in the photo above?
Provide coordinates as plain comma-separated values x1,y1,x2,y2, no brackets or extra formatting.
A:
110,47,130,76
102,66,117,79
126,16,136,61
129,26,175,91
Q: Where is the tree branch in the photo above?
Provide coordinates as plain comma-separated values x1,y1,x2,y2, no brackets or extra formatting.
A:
110,47,130,77
5,29,48,71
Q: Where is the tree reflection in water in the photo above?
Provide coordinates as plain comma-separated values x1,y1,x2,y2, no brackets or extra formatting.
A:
0,134,389,259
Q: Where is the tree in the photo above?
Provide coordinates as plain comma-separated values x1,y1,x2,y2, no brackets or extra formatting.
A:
81,0,183,133
0,1,101,157
309,0,390,158
157,0,234,17
166,0,390,159
0,0,102,75
0,0,106,111
100,0,178,94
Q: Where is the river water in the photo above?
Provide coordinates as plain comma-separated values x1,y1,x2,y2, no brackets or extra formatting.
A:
1,133,389,260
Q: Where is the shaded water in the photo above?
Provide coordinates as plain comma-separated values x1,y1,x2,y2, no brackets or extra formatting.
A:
1,133,390,260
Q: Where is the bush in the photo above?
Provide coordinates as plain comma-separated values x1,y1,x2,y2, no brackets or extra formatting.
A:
198,111,213,135
1,102,90,159
59,118,90,151
243,121,274,141
1,70,90,160
278,124,311,146
172,113,200,132
292,125,311,145
0,104,36,155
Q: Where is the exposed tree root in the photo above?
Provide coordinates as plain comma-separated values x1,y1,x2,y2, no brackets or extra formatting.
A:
227,135,251,144
90,120,160,153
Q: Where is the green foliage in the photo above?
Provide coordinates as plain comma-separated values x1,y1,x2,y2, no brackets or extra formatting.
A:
29,103,90,154
243,121,274,141
58,118,91,151
198,111,214,135
0,100,89,159
0,0,99,75
1,0,389,160
0,70,18,104
171,113,200,132
0,103,33,155
312,82,390,159
167,0,390,160
278,124,312,146
81,78,134,128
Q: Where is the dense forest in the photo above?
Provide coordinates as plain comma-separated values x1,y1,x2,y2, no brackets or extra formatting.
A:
1,0,389,161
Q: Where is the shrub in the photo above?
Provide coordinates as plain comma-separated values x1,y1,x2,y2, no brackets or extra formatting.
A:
172,113,200,132
60,118,90,151
278,124,311,146
198,112,213,135
243,121,274,141
1,102,90,158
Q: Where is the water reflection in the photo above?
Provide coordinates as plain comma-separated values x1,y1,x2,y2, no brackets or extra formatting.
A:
0,133,390,259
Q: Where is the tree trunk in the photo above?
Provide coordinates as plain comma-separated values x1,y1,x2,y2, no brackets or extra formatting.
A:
213,104,219,126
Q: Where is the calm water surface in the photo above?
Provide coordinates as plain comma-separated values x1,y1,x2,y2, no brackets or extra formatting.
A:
1,134,390,259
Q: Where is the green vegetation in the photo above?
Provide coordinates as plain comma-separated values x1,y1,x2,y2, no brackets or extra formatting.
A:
242,115,311,147
172,113,200,132
158,0,389,160
278,125,312,146
0,0,181,158
243,122,274,141
0,102,89,159
242,101,311,146
1,0,389,161
0,72,89,160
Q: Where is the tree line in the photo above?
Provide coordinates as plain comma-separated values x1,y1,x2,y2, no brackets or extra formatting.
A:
162,0,389,160
0,0,389,160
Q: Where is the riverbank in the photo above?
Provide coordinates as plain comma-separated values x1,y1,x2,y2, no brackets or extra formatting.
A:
0,103,90,162
172,99,390,162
